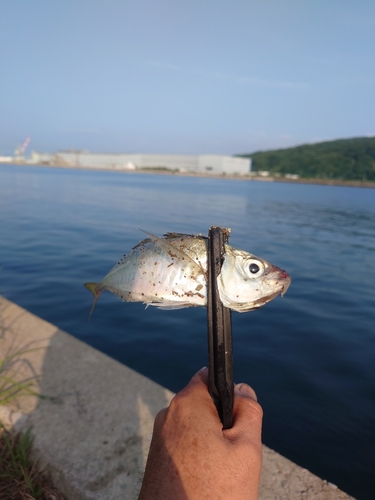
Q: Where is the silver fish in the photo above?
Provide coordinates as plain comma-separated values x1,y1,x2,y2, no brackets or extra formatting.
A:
85,231,291,314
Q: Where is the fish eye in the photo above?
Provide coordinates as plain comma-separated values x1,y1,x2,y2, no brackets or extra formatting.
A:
249,263,260,274
242,258,264,279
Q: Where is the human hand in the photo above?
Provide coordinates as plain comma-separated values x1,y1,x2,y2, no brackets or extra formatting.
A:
138,367,263,500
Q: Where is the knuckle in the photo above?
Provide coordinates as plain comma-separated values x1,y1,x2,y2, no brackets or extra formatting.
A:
240,396,264,419
154,407,168,427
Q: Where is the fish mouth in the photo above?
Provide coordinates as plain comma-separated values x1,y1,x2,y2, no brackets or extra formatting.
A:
278,269,291,297
235,267,291,312
261,266,291,302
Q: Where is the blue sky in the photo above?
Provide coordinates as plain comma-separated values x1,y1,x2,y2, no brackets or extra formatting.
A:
1,1,375,155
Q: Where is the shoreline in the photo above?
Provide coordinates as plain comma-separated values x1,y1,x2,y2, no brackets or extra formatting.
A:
4,161,375,189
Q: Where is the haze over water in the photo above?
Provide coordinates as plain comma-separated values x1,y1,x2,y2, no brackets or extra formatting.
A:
1,164,374,499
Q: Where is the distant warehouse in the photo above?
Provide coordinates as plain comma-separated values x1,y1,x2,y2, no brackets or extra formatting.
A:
30,151,252,176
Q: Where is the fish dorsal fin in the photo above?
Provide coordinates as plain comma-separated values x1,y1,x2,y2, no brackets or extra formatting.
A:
140,230,204,276
163,232,206,241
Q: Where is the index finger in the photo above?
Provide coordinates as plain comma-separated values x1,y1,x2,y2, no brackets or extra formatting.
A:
181,366,209,394
168,367,219,422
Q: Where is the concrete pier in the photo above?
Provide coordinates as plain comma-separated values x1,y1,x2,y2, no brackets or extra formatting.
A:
0,296,355,499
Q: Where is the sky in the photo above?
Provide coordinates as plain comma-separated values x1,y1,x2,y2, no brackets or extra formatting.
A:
1,0,375,156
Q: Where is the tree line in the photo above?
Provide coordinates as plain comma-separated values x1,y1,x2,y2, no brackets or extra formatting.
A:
239,137,375,181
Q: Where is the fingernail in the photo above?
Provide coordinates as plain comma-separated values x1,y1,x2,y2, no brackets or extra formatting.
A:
235,383,257,401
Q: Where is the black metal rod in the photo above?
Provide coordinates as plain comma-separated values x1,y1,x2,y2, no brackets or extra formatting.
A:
207,226,234,429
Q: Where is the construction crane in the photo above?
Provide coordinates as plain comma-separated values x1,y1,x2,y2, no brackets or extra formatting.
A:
14,136,31,161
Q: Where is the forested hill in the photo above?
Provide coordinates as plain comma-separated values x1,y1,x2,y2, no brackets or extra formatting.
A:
239,137,375,181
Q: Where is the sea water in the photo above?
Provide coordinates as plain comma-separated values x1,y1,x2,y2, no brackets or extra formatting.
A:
1,164,374,499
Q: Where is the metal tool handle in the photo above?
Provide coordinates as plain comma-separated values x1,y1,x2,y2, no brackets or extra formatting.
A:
207,226,234,429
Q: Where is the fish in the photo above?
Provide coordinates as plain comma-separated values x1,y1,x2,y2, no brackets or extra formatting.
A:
85,231,291,314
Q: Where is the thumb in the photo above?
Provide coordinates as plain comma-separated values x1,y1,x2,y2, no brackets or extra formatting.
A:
230,383,263,436
235,383,258,401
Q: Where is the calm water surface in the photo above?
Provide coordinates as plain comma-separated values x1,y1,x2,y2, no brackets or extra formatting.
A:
1,165,374,499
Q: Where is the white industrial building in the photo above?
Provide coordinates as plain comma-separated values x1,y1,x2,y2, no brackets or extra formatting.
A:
29,151,251,176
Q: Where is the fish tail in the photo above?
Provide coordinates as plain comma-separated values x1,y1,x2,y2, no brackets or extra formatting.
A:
84,282,101,319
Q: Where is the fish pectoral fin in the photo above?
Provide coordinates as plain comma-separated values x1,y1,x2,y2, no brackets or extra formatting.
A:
145,300,194,310
84,282,102,319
